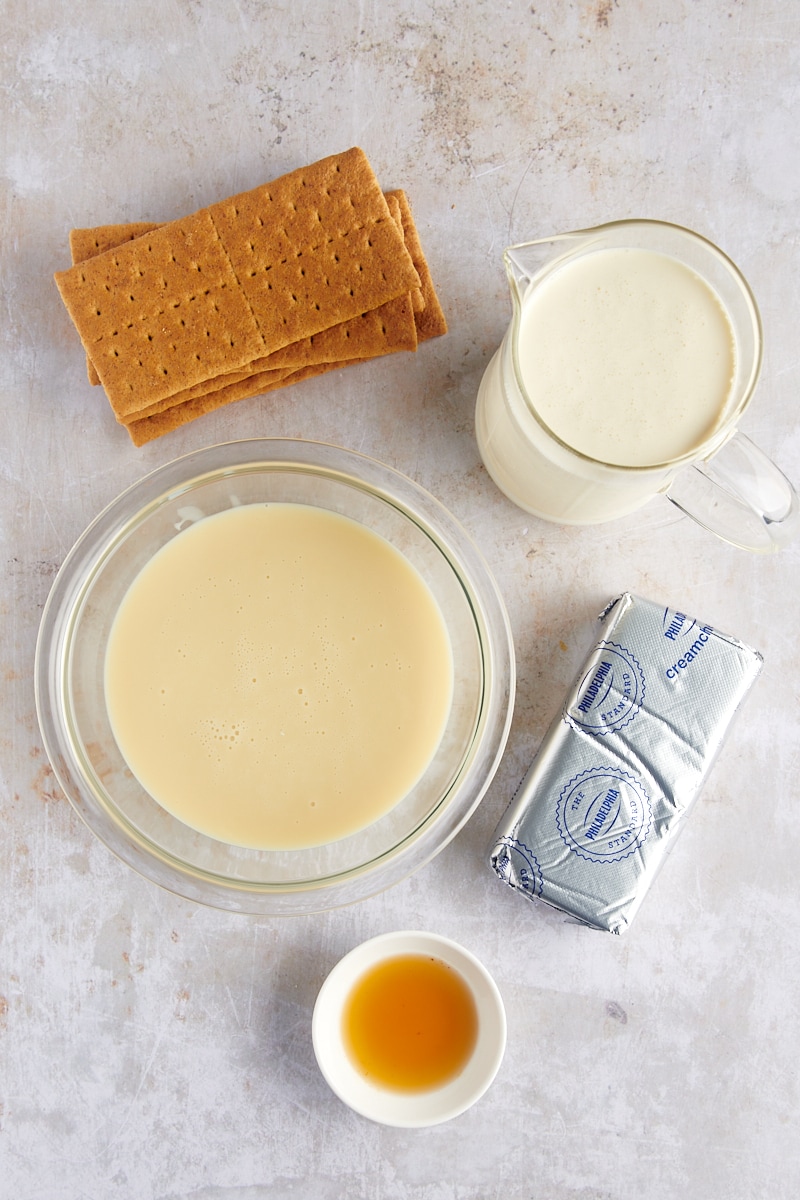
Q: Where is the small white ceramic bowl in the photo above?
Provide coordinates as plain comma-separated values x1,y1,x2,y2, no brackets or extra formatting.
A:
312,930,506,1127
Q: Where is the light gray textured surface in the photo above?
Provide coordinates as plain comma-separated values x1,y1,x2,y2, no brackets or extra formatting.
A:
2,2,799,1197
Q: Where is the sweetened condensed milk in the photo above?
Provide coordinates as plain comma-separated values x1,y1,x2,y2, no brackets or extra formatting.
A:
104,503,453,849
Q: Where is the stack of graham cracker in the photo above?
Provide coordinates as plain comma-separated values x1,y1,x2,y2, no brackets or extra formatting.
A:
54,148,446,446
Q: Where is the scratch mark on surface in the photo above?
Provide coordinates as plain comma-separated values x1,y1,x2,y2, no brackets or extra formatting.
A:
102,1018,171,1152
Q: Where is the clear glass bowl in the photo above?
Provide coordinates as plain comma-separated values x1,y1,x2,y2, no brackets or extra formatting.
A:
35,439,515,914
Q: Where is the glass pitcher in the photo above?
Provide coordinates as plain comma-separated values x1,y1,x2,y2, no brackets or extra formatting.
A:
475,219,799,552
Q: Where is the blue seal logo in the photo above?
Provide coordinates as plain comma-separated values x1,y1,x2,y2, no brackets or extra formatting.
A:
565,641,645,736
491,836,543,898
555,766,652,863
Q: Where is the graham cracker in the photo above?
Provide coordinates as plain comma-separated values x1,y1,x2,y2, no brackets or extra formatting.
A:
208,150,418,351
57,209,267,415
69,223,160,261
385,192,425,315
387,190,448,341
55,148,421,420
62,155,447,444
70,223,160,386
69,201,421,424
71,197,425,394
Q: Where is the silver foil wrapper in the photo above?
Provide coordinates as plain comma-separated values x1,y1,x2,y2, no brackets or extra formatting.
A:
489,593,762,934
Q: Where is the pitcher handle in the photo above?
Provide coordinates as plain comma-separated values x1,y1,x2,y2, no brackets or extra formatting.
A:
665,431,800,553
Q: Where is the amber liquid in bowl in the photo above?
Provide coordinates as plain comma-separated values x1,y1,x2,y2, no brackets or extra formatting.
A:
342,954,479,1092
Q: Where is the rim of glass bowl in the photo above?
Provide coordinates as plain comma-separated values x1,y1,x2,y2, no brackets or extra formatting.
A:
34,439,515,914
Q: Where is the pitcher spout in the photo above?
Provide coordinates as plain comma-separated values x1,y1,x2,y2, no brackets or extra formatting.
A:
503,228,604,312
502,243,536,311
